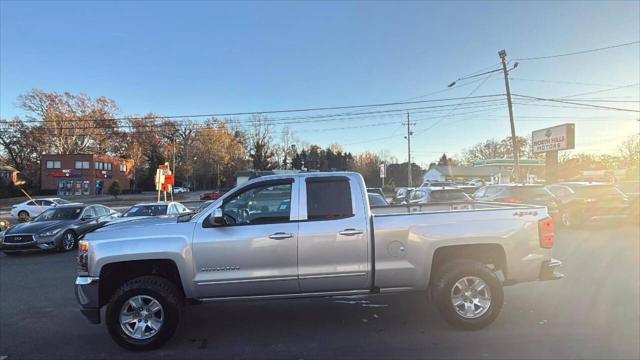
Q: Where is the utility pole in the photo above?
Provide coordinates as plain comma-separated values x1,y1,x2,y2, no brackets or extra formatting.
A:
499,49,520,183
171,137,176,201
403,113,415,187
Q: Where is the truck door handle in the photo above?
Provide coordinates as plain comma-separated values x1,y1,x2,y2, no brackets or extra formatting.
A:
339,229,363,236
268,232,294,240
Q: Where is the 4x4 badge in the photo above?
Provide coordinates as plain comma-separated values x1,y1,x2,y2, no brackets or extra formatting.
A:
513,211,538,217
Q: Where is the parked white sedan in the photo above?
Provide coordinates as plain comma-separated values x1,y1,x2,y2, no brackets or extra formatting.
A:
10,198,75,221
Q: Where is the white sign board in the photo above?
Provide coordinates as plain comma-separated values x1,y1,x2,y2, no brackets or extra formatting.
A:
379,163,386,178
532,123,575,153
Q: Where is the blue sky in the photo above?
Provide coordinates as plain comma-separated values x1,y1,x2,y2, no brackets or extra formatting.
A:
1,1,639,165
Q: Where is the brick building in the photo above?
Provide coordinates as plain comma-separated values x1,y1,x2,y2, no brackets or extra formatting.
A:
40,154,134,196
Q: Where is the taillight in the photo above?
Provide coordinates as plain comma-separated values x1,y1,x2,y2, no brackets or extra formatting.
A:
538,217,554,249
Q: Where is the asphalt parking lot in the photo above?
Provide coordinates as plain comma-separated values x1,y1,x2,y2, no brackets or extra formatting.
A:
1,224,638,359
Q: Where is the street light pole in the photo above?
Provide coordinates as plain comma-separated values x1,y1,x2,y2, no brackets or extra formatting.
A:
499,49,520,182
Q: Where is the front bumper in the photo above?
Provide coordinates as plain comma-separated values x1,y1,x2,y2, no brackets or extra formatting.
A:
0,233,61,252
75,276,101,324
538,258,564,281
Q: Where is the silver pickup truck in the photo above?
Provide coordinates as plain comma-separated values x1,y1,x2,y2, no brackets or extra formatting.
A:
75,172,562,350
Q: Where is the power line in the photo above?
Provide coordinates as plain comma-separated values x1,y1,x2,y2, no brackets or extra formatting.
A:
512,101,640,111
2,104,510,138
12,94,506,125
508,77,637,88
556,83,640,99
512,94,640,112
8,98,508,131
513,40,640,61
415,72,497,136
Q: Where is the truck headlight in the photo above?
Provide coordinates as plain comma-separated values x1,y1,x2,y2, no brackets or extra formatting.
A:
38,228,62,237
77,240,89,275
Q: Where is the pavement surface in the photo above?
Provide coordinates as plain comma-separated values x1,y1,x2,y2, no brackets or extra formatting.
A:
0,224,638,359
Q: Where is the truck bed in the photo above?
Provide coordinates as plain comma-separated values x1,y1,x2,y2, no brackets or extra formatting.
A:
369,201,551,292
371,201,538,216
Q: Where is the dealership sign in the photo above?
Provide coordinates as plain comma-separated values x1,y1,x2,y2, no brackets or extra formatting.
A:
532,123,575,153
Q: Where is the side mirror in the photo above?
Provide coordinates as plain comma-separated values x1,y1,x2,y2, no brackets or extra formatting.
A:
207,208,225,227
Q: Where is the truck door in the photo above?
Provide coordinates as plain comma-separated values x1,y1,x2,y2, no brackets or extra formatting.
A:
192,178,300,298
298,176,370,292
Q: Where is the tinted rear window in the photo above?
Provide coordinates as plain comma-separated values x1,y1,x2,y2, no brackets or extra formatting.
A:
368,194,388,207
509,187,551,198
306,179,353,220
577,185,624,197
123,205,168,217
430,190,470,202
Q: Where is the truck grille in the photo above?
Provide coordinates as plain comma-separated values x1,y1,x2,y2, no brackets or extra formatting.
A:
3,235,34,244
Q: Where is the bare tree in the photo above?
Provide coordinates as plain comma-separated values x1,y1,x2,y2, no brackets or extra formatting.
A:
18,89,121,155
618,134,640,167
247,114,275,170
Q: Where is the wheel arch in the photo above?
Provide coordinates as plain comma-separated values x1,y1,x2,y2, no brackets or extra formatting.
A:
98,259,186,307
429,243,507,286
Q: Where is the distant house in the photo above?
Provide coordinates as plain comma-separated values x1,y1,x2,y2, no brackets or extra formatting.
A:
424,165,512,184
0,165,18,185
424,159,545,185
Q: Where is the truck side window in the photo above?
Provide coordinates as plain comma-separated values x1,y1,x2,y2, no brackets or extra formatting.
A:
306,179,353,220
222,183,292,225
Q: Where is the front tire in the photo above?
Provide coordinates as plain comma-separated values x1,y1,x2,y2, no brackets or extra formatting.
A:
431,259,503,330
106,276,183,351
57,231,77,252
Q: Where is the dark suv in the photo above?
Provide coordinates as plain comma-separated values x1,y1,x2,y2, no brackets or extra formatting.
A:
473,184,560,219
546,182,630,227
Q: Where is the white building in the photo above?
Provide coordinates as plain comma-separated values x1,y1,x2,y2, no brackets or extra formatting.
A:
423,159,545,185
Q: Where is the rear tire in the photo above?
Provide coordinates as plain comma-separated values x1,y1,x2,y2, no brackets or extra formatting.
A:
431,259,503,330
106,276,184,351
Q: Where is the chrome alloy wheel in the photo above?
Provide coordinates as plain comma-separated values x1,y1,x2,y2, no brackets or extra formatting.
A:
62,232,75,251
450,276,492,319
119,295,164,340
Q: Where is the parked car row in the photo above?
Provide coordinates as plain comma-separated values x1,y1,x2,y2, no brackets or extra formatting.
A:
385,180,636,227
1,199,194,255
